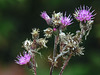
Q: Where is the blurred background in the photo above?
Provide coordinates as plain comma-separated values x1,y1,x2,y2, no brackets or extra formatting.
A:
0,0,100,75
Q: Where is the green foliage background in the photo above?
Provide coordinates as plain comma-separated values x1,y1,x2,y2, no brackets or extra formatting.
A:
0,0,100,75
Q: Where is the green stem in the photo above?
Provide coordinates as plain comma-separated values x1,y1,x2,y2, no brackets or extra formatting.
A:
50,35,59,75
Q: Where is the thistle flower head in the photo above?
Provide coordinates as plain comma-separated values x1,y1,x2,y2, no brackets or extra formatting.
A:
41,11,51,24
74,5,95,22
15,51,31,65
61,13,73,27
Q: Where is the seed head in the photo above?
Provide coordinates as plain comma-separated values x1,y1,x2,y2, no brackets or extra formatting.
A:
31,28,40,39
52,11,63,26
23,39,32,50
37,38,48,48
44,28,53,38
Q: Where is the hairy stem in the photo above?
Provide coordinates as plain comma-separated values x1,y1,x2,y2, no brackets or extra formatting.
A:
50,35,59,75
32,55,37,75
59,53,72,75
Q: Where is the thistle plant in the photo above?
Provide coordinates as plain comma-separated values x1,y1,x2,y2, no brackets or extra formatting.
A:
15,5,96,75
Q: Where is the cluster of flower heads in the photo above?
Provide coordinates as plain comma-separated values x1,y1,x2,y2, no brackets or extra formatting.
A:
41,6,95,27
41,11,73,30
15,5,95,75
15,28,48,65
59,31,84,55
40,5,95,38
40,5,95,66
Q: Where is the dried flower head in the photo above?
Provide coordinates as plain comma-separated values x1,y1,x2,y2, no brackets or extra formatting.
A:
61,14,73,27
73,5,95,22
59,32,66,41
59,32,84,56
52,11,63,26
31,28,40,39
23,39,33,50
37,38,48,48
75,47,84,56
41,11,51,24
15,51,31,65
44,28,53,38
63,33,77,47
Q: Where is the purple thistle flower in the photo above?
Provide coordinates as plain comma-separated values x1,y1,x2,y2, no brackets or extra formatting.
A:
41,11,51,24
60,13,73,27
74,5,95,22
15,51,31,65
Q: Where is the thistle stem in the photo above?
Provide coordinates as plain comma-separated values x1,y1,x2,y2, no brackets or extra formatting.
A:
59,53,72,75
32,55,37,75
50,35,59,75
53,36,59,59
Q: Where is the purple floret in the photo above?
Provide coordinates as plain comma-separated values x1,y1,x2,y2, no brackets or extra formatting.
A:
15,51,31,65
41,11,51,24
61,14,73,27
